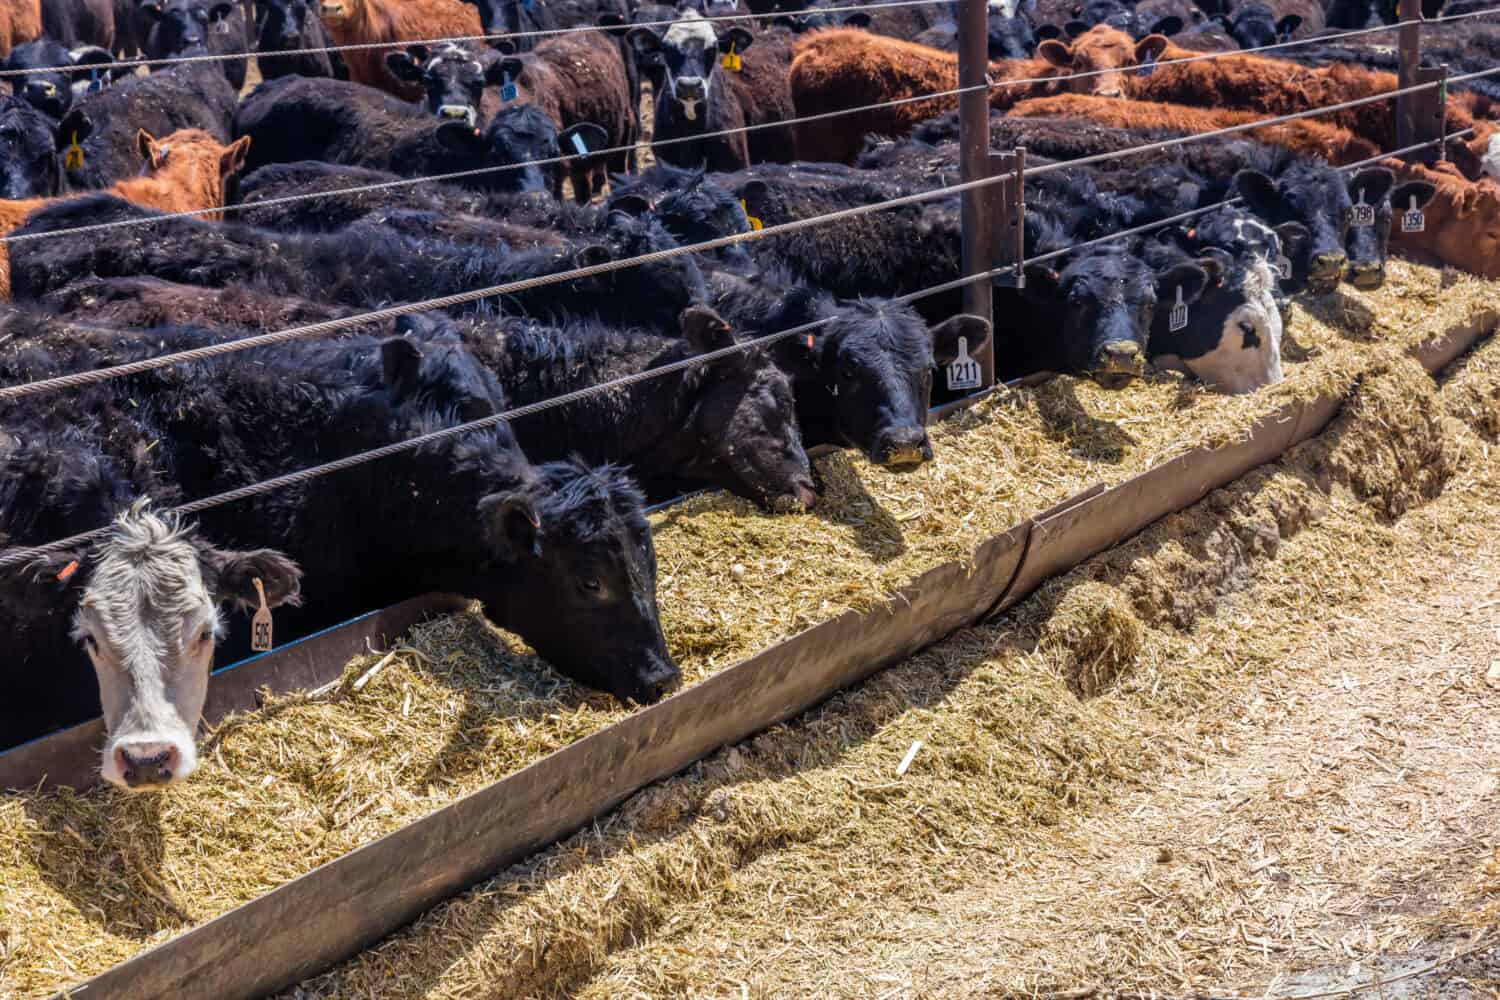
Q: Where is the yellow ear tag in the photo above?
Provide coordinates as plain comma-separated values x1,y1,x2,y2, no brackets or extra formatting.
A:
64,131,84,171
250,578,274,652
739,199,762,231
722,44,741,72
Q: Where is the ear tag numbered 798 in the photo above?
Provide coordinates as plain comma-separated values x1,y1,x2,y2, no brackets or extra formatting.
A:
1352,188,1375,228
500,72,517,103
1402,194,1425,233
1169,285,1189,332
946,336,982,391
251,578,274,652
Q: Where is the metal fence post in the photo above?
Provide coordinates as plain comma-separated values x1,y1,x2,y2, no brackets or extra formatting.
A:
1395,0,1447,163
957,0,995,387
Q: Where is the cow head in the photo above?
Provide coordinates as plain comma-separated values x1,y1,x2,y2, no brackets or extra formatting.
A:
139,0,238,56
677,306,816,511
435,104,601,195
386,315,509,422
1147,232,1284,394
1037,25,1168,97
130,129,252,213
56,503,302,791
1221,3,1301,48
610,163,762,277
0,96,68,197
1340,167,1436,290
0,42,120,121
255,0,321,48
387,42,505,127
800,302,991,468
1234,162,1354,294
459,0,543,51
477,461,679,704
628,11,752,124
1025,244,1208,388
987,3,1039,58
773,1,873,33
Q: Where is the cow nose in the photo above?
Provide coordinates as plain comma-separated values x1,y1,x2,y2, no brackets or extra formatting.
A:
1348,261,1385,290
1093,339,1144,387
438,104,477,126
677,76,704,95
1310,251,1347,276
783,476,818,511
874,426,931,468
1095,86,1122,97
116,742,181,789
632,657,682,704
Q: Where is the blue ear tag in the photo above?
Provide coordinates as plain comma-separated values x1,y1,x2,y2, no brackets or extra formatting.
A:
88,68,102,93
522,0,534,10
501,73,517,102
570,132,589,155
1136,53,1155,77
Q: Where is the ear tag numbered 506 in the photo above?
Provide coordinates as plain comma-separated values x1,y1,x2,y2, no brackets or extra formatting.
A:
251,577,274,652
946,336,982,391
1401,194,1425,233
1352,188,1375,228
500,72,518,103
1169,285,1189,332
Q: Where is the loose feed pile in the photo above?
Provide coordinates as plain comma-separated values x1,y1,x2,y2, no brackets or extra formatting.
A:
0,260,1496,998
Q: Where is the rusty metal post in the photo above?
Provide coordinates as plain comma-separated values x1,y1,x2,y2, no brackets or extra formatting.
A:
1396,0,1422,154
957,0,995,386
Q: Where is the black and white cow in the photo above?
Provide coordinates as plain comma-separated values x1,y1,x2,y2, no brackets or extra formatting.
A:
629,11,756,172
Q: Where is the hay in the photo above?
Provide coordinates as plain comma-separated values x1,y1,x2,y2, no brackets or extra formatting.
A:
1,258,1497,999
1038,581,1143,698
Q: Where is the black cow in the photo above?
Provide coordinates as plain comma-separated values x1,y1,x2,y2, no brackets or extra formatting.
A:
56,62,236,188
1336,167,1436,290
912,8,1035,59
629,11,756,172
0,41,121,121
1217,2,1300,48
138,0,250,89
40,0,117,48
385,41,504,128
0,312,680,708
10,194,706,335
0,95,70,198
709,270,990,467
1325,0,1395,29
1064,0,1183,40
423,306,817,509
460,0,629,53
608,161,763,277
233,75,605,195
253,0,350,80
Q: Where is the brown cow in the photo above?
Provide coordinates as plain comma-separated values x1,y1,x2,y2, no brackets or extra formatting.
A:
789,25,1167,163
1009,93,1382,163
0,0,43,56
492,30,634,202
1390,159,1500,279
320,0,482,102
1125,43,1495,176
0,128,250,298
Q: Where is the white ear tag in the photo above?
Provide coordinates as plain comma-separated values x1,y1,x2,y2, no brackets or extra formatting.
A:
214,18,229,34
946,336,981,391
1352,188,1375,228
1275,253,1293,279
251,578,274,652
1169,285,1188,332
1401,195,1425,233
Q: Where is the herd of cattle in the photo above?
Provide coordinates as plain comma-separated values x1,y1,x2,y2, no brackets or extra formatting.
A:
0,0,1497,790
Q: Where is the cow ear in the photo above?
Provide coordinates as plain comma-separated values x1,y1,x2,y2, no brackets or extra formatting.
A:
738,178,771,221
1232,169,1282,220
385,51,424,81
68,45,115,71
1157,262,1209,305
843,11,872,27
1135,33,1169,62
22,549,90,595
1275,14,1301,39
1194,251,1229,286
597,12,627,35
478,493,541,560
55,108,93,151
1348,166,1395,206
499,55,525,81
138,0,164,20
560,121,607,156
202,546,304,614
681,305,734,353
219,135,251,179
1034,22,1063,39
137,129,165,168
930,314,991,364
574,244,613,269
1023,263,1060,294
1148,15,1182,36
1391,179,1437,210
1273,221,1309,262
380,336,423,396
610,193,651,217
1063,19,1088,38
1037,38,1073,66
209,0,235,21
627,26,662,53
718,27,754,53
435,120,484,153
483,57,510,85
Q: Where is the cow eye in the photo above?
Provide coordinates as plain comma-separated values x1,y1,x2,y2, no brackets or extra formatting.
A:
580,577,602,594
197,627,214,646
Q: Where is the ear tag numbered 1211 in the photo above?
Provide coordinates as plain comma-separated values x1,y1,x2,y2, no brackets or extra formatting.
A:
946,336,981,391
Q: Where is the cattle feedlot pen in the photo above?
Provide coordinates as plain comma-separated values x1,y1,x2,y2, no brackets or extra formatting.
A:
1,0,1497,79
4,4,1498,250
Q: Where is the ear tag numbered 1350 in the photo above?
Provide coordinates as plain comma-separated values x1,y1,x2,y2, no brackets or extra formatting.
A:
946,336,981,391
1352,188,1375,228
1169,285,1189,332
1401,195,1425,233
